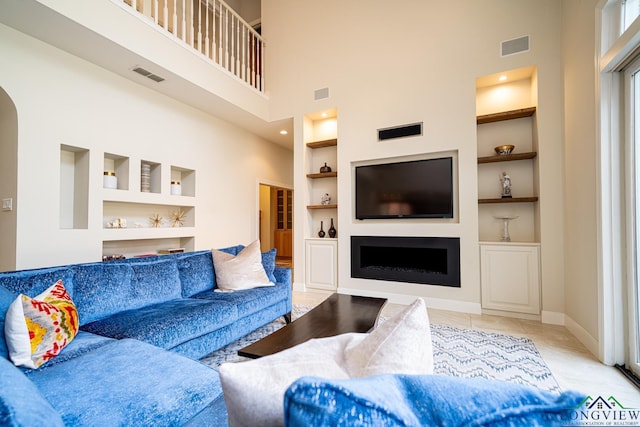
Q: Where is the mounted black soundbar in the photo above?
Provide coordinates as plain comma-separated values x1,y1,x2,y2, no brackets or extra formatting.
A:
378,122,423,141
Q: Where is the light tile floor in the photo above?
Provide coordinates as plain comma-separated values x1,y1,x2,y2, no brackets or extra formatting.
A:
293,290,640,406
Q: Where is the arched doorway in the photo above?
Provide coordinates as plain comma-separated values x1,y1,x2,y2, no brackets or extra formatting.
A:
0,87,18,272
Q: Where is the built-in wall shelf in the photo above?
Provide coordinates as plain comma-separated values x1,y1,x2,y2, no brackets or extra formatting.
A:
476,107,536,124
477,152,537,164
102,227,196,241
307,204,338,209
478,197,539,204
306,138,337,149
306,172,337,179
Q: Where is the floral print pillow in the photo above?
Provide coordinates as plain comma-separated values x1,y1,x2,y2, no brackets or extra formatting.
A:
4,280,79,368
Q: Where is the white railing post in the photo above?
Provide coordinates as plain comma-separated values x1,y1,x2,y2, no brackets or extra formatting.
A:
205,0,210,58
172,1,177,37
181,0,186,41
162,0,168,30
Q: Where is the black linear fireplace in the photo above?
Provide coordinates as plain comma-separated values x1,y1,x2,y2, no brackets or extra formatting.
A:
351,236,460,287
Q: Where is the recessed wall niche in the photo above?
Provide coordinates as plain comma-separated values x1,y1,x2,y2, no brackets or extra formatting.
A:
103,152,129,190
60,144,89,229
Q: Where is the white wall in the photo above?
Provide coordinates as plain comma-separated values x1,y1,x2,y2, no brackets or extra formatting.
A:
562,0,600,347
0,23,293,270
263,1,567,314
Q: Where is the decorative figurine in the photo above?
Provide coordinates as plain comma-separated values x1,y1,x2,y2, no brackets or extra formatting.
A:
170,209,186,227
150,213,163,228
500,172,512,198
321,193,331,205
106,218,127,228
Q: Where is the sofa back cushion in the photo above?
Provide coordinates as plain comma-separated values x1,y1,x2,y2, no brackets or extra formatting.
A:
0,267,74,297
0,267,74,360
0,357,64,426
72,260,182,324
129,260,182,306
176,250,215,297
72,263,133,324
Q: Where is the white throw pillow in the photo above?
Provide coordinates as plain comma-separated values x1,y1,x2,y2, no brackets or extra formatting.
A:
345,297,433,377
212,240,274,291
219,333,361,427
218,298,434,427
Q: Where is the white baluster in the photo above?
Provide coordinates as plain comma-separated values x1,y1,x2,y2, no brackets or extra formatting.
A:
154,0,159,24
181,0,186,41
242,27,247,82
189,0,194,47
205,0,210,58
260,40,264,91
231,17,236,75
225,9,229,70
163,0,168,30
211,0,217,63
218,1,223,65
197,0,202,52
172,0,177,36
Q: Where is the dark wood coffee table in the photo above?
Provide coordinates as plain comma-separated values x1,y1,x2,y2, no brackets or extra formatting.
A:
238,293,387,359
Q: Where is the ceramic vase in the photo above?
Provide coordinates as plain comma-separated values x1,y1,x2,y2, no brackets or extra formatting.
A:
318,221,325,238
328,218,337,238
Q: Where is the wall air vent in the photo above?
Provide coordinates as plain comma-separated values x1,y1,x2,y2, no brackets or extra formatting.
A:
132,66,165,83
501,35,530,57
377,122,423,141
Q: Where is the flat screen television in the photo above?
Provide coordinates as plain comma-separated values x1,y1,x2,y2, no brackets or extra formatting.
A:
355,157,454,219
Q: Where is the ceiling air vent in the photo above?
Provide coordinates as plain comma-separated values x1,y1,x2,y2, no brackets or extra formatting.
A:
132,66,165,83
378,122,423,141
501,35,530,57
314,87,329,100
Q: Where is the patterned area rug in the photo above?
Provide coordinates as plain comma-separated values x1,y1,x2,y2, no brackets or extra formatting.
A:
200,304,560,393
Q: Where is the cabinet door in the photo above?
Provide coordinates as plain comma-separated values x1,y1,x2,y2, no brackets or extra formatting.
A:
274,229,292,258
305,239,337,291
480,244,540,314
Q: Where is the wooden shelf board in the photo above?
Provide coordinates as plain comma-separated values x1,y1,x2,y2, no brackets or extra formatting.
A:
306,172,337,179
478,196,539,204
306,138,337,149
307,204,338,209
477,107,536,124
478,152,537,164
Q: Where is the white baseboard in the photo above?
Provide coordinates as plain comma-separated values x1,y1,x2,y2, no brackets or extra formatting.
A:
565,314,599,357
337,287,482,315
292,281,306,292
541,310,565,325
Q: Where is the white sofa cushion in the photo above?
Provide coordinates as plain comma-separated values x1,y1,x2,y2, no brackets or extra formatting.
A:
212,240,274,291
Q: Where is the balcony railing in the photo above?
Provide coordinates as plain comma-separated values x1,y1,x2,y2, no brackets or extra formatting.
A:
122,0,265,93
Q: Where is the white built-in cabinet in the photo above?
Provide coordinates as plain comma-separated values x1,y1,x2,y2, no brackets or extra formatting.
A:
480,243,540,315
305,238,338,291
303,109,338,290
476,105,542,317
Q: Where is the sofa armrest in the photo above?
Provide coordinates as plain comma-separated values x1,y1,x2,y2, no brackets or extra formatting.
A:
273,267,291,287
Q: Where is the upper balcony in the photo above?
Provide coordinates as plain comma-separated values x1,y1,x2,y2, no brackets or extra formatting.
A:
0,0,292,147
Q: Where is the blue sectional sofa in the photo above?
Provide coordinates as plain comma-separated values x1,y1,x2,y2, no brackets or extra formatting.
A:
0,246,292,426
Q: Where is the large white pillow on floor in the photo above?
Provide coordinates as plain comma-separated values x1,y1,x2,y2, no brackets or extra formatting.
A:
212,240,274,291
219,298,432,427
219,333,361,427
344,297,433,377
